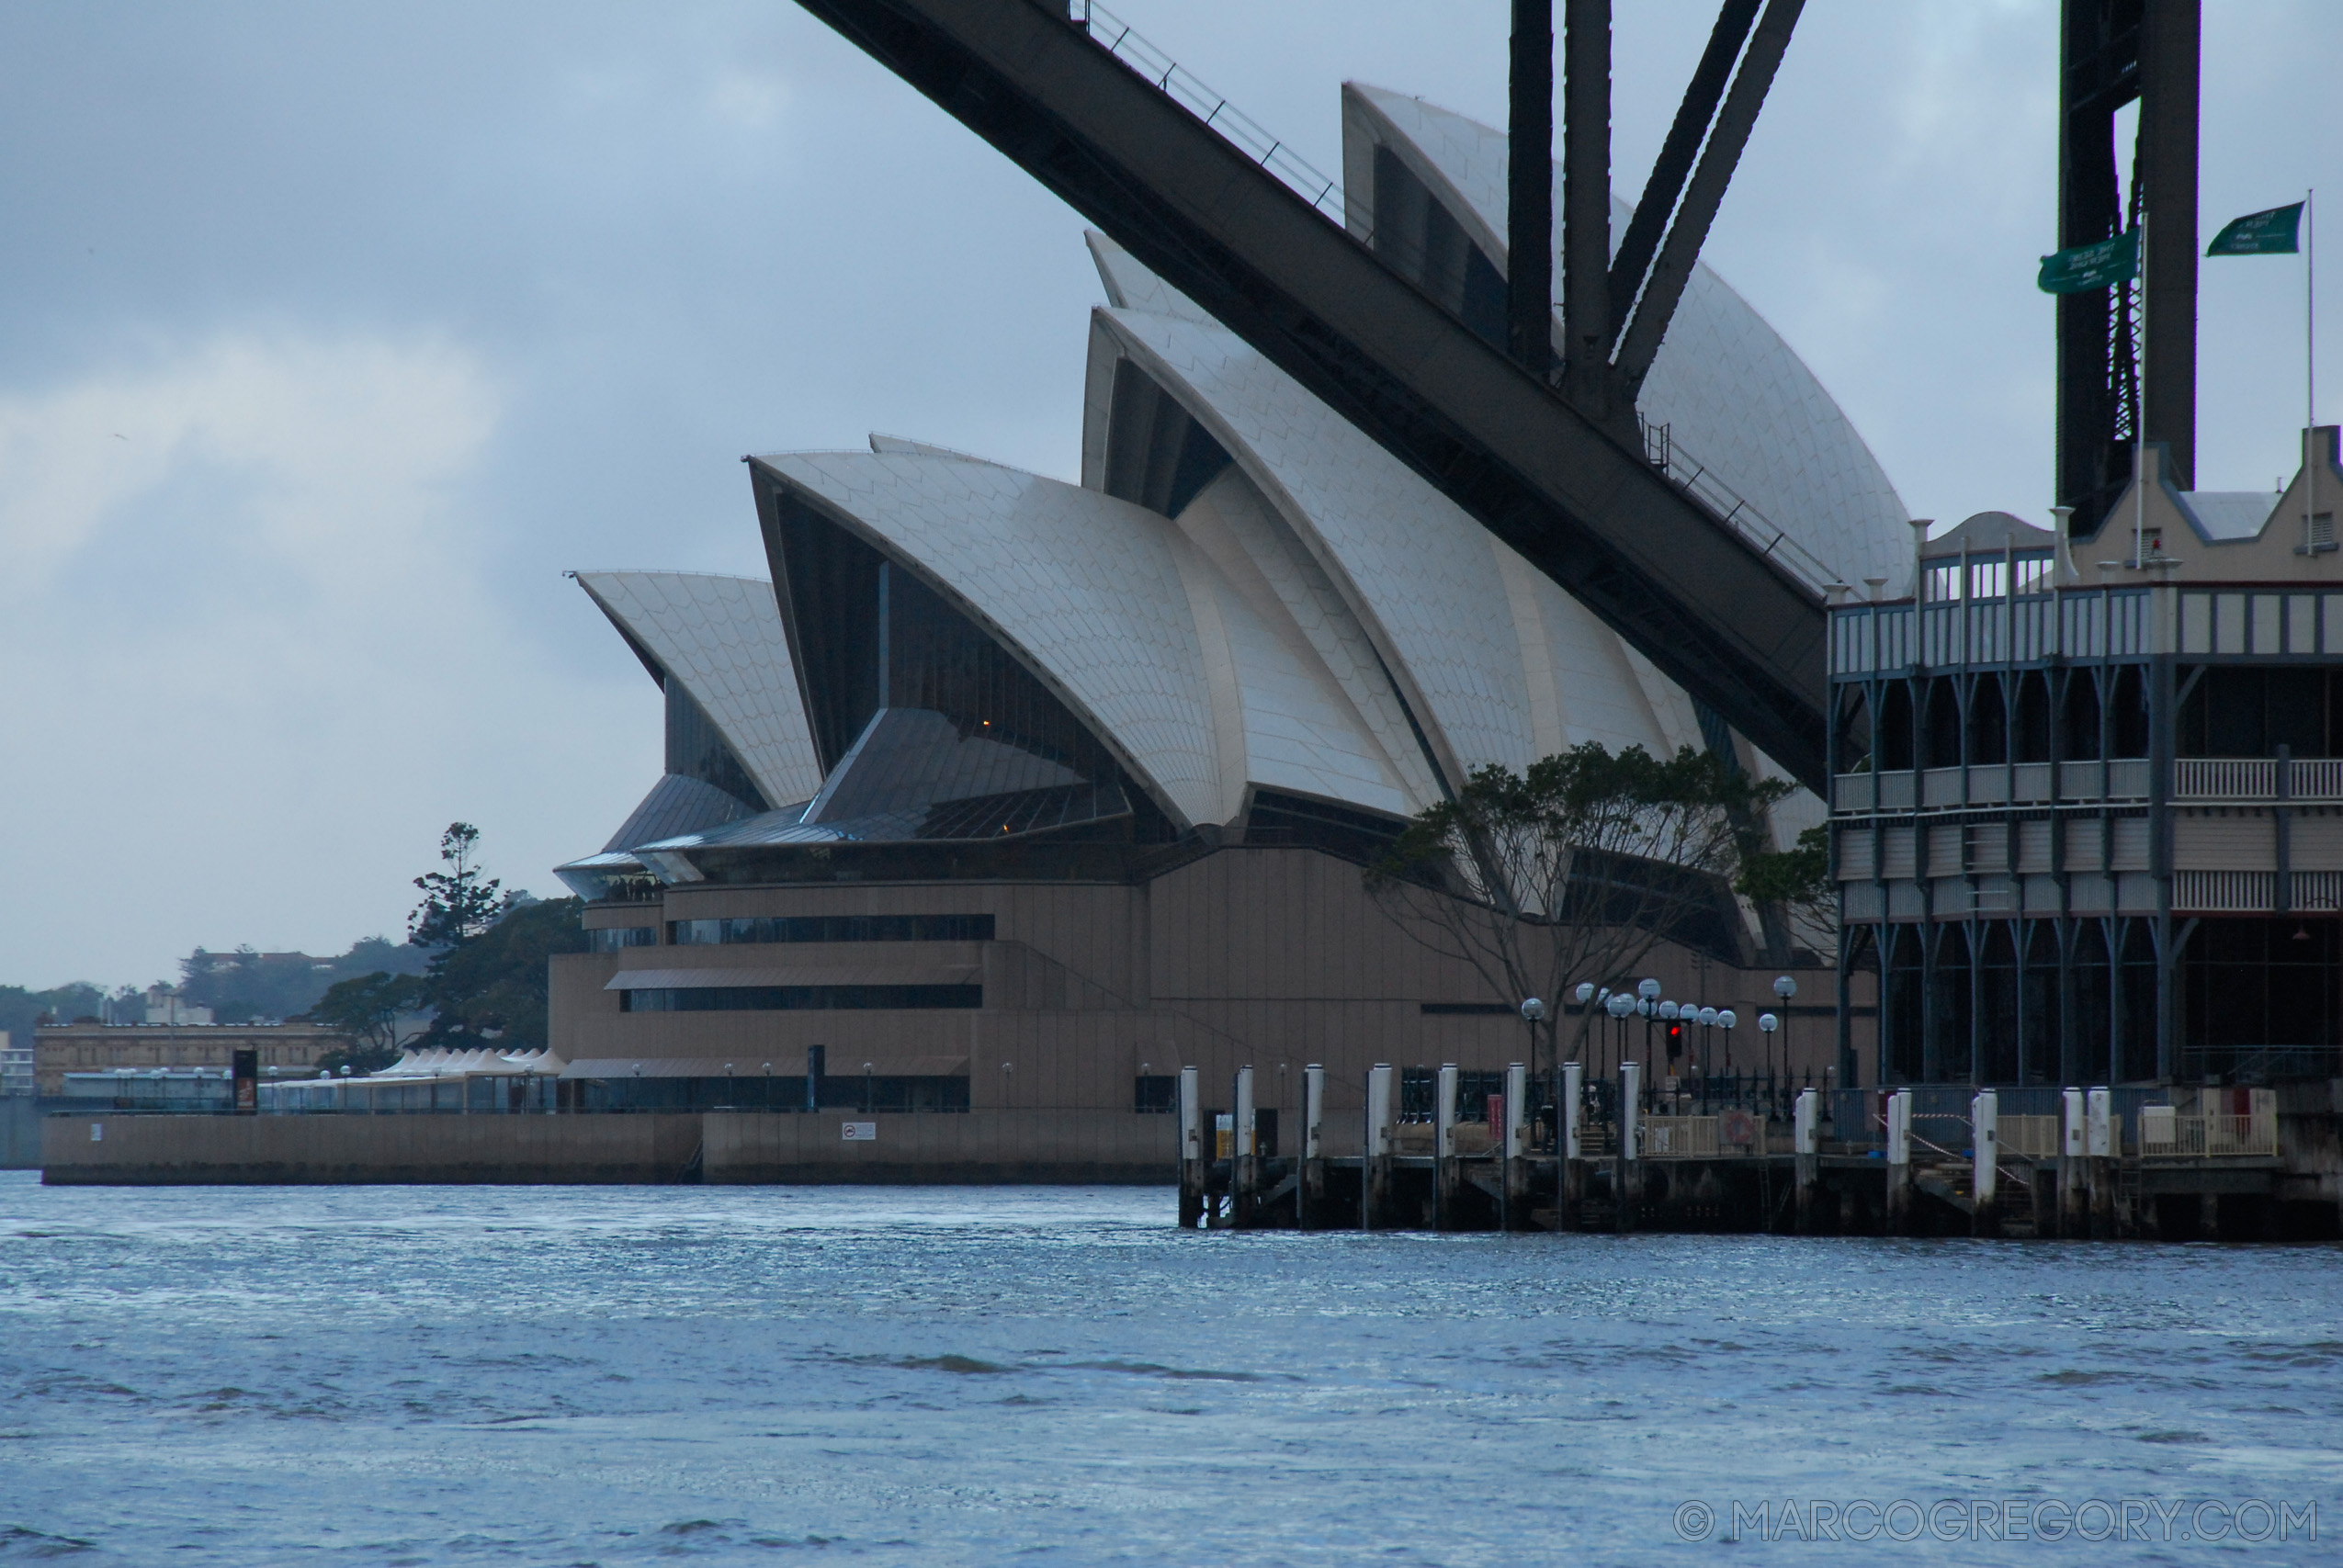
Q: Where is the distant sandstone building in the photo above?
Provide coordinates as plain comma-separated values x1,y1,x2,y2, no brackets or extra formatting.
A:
33,1021,345,1098
547,87,1912,1119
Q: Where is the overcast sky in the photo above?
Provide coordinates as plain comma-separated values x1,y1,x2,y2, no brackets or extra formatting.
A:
0,1,2332,989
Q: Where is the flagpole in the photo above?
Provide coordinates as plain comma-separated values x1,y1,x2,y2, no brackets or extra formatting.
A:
2309,188,2318,554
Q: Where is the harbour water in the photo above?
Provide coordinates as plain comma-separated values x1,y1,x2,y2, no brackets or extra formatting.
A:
2,1169,2337,1565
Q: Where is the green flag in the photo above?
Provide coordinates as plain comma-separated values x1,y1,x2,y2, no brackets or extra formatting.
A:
2038,230,2139,294
2207,203,2303,255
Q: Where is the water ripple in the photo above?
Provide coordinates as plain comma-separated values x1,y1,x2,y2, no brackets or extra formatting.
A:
2,1173,2338,1564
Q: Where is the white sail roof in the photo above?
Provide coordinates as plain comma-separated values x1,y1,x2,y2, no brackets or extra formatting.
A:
574,570,823,809
1343,83,1911,594
754,451,1226,829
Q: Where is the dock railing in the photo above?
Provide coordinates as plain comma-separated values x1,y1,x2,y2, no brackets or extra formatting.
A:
2139,1108,2278,1158
1997,1114,2063,1160
1639,1116,1720,1158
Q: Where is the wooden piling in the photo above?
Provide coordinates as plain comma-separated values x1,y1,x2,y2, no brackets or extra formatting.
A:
1885,1089,1913,1235
2058,1088,2087,1238
1231,1066,1257,1229
1971,1089,2000,1238
1300,1063,1325,1230
1501,1061,1529,1231
1615,1061,1640,1233
2087,1088,2114,1238
1793,1088,1819,1234
1177,1065,1205,1229
1363,1064,1394,1230
1560,1061,1585,1230
1433,1063,1460,1230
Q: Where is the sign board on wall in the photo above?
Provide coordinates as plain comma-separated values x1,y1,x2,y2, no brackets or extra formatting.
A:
842,1122,877,1142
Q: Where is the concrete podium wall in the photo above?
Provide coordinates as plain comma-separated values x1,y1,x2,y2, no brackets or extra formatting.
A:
37,1111,1177,1185
42,1112,704,1185
1,1097,38,1169
701,1111,1176,1184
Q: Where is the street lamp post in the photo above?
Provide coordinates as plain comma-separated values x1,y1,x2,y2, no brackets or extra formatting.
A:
1773,975,1797,1088
1606,992,1636,1118
1759,1012,1779,1115
1636,977,1660,1079
1697,1006,1719,1080
1718,1010,1737,1079
1573,982,1597,1080
1522,996,1547,1147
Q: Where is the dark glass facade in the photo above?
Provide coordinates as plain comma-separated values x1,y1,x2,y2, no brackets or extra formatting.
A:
754,475,1177,873
666,682,768,813
1103,359,1232,518
586,926,658,953
1245,789,1407,865
567,1074,969,1113
1370,143,1507,349
671,914,995,945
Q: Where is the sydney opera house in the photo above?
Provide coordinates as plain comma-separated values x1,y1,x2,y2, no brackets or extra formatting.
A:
546,86,1908,1121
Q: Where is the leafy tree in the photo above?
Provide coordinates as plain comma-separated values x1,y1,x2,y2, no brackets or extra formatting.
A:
1365,742,1789,1075
0,982,112,1043
301,972,427,1076
415,897,588,1053
180,936,430,1022
408,822,506,950
1735,823,1836,953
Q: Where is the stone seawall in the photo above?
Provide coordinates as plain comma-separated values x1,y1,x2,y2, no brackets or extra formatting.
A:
39,1111,1177,1185
1,1098,39,1170
701,1111,1175,1184
42,1112,706,1185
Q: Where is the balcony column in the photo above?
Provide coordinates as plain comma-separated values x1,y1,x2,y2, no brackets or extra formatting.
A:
1968,917,1984,1087
2152,651,2179,1083
2055,916,2078,1087
2014,917,2032,1086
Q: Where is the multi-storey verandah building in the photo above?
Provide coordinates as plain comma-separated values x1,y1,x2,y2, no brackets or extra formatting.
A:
1830,429,2343,1090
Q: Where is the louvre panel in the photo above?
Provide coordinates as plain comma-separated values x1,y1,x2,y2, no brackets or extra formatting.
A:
1925,827,1964,878
2016,818,2054,873
1964,824,2009,872
1834,828,1875,881
2063,822,2104,873
2290,814,2343,871
2172,814,2277,871
1879,828,1917,879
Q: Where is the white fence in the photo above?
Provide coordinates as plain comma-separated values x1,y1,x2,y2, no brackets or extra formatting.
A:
2138,1108,2278,1158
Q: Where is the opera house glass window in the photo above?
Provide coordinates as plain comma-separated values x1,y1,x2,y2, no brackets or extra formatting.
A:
772,490,1160,845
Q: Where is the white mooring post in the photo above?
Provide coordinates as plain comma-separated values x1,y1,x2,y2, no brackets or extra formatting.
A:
1561,1060,1585,1228
1617,1061,1641,1233
1178,1066,1204,1229
1363,1064,1394,1231
1232,1066,1257,1229
2086,1086,2114,1236
1885,1088,1913,1234
1301,1063,1325,1229
1434,1063,1461,1230
1794,1087,1820,1235
2060,1087,2087,1238
1971,1089,2000,1237
1502,1061,1529,1231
